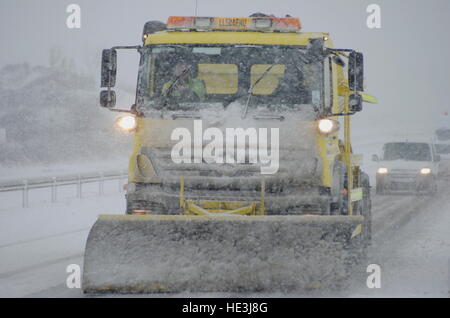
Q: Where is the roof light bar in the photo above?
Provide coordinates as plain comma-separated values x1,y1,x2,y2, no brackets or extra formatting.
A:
195,17,213,28
254,18,273,29
166,16,301,32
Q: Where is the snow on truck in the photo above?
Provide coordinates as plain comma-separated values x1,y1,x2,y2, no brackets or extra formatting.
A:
83,15,377,293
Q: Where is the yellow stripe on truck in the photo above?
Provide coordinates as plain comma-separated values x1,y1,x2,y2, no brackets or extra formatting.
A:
146,31,328,46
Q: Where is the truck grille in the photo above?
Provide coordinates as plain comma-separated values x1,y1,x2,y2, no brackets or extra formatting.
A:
389,169,417,180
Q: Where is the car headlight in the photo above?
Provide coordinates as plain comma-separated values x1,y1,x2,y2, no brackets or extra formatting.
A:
420,168,431,175
377,167,388,174
318,119,339,134
115,115,137,132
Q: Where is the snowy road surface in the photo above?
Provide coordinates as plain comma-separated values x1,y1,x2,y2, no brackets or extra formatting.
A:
0,180,124,297
0,179,449,297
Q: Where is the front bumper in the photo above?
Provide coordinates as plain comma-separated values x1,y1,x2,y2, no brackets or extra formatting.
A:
376,172,434,192
126,178,329,215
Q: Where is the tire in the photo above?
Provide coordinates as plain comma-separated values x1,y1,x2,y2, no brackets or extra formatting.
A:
125,196,151,215
125,197,135,214
348,172,371,261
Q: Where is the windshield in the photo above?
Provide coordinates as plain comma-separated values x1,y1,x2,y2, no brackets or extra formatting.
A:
383,142,432,161
137,45,323,112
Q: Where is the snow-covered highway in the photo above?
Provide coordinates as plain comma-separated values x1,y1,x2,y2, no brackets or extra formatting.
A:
1,178,448,297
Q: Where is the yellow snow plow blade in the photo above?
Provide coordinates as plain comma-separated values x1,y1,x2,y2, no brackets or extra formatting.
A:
82,214,364,294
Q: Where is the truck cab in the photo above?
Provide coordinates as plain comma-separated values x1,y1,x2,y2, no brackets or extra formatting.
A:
100,15,375,216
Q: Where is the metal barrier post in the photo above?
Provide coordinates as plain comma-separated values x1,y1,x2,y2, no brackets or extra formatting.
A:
23,179,28,208
51,177,57,202
2,170,129,207
77,174,82,198
99,172,104,196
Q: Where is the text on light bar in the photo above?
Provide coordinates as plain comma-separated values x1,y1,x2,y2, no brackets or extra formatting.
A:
166,16,301,32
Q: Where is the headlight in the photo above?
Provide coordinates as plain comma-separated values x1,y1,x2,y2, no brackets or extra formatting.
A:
318,119,339,134
420,168,431,175
377,167,388,174
115,115,137,132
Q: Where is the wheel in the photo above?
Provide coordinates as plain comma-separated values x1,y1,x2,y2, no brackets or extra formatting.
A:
126,196,140,214
126,198,132,214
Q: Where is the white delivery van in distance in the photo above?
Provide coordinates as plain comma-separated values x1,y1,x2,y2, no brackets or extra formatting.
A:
372,141,440,195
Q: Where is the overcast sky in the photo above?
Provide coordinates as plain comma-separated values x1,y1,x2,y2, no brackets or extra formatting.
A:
1,0,450,138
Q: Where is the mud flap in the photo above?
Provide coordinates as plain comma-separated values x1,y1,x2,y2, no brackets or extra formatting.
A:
82,214,364,293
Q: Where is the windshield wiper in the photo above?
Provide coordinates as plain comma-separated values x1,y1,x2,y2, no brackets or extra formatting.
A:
157,65,192,108
252,114,285,121
241,63,277,119
171,113,202,120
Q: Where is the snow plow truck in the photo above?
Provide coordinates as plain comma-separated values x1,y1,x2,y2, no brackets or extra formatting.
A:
83,14,377,293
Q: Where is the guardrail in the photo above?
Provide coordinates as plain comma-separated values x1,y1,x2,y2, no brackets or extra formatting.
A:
0,170,128,208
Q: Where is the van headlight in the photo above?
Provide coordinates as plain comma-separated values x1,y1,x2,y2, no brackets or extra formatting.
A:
377,167,388,174
115,115,137,132
318,119,339,134
420,168,431,175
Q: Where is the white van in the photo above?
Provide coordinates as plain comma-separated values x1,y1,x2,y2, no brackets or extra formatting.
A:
372,141,440,194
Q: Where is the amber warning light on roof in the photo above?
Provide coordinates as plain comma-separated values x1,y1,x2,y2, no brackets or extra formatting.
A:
166,16,301,32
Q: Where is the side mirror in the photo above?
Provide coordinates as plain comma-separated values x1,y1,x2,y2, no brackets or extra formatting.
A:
101,49,117,88
372,154,379,162
348,51,364,91
332,55,345,67
100,90,116,108
435,154,441,162
349,93,363,112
